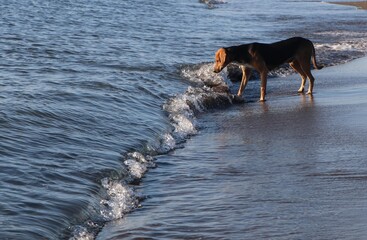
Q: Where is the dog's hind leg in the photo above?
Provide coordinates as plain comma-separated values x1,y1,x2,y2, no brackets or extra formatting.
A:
299,60,315,95
237,66,252,96
290,60,307,93
305,71,315,95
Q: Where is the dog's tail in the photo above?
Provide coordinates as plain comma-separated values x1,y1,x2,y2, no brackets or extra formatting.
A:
311,43,324,70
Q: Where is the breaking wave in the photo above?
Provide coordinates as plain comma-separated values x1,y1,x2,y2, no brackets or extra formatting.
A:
315,40,367,66
163,63,235,142
69,62,236,239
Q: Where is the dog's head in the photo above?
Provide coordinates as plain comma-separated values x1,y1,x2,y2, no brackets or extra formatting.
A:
213,48,230,73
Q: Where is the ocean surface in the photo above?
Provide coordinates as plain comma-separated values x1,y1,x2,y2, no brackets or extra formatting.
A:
0,0,366,239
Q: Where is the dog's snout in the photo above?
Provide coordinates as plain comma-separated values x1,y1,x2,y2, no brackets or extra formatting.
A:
213,66,221,73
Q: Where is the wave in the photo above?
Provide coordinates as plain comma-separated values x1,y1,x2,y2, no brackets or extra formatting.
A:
199,0,227,9
315,39,367,66
69,62,236,240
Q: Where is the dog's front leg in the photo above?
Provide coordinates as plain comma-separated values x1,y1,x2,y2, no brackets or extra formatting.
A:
237,66,252,96
259,71,268,102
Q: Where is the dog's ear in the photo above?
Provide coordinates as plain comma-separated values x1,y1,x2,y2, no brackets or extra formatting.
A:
217,48,227,61
248,44,256,57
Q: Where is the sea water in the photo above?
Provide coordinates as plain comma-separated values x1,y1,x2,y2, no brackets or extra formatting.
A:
0,0,366,239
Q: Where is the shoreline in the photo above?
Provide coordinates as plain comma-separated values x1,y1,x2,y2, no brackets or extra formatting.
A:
96,56,367,239
330,1,367,10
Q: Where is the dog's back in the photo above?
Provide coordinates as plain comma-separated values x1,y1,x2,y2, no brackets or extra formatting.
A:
251,37,312,70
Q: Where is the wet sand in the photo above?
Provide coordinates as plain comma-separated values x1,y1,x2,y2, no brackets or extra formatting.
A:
97,58,367,239
331,1,367,10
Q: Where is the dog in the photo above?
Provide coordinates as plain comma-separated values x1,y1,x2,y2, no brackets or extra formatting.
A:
213,37,323,101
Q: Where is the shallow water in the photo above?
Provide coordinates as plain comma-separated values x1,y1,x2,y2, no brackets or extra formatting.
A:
0,0,367,239
98,67,367,239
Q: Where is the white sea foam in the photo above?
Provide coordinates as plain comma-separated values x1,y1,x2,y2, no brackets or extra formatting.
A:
316,42,357,51
124,151,156,180
199,0,227,8
317,39,367,53
124,159,147,179
97,151,155,225
127,151,154,165
163,63,233,145
181,63,225,86
99,178,139,221
314,30,367,38
164,106,197,141
163,89,198,141
70,181,138,240
314,39,367,66
69,226,94,240
159,133,176,153
164,94,194,117
172,113,197,136
70,150,155,240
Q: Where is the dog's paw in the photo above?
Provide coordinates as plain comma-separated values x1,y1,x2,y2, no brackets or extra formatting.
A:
232,95,245,103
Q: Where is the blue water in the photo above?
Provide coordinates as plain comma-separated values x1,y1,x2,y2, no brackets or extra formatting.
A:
0,0,366,239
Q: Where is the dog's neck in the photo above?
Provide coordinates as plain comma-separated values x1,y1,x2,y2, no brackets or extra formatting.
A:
226,45,252,65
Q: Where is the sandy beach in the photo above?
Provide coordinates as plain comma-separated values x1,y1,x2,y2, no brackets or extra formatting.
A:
331,1,367,10
97,57,367,239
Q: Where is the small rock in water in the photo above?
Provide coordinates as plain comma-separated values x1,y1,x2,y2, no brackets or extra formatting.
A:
212,84,229,93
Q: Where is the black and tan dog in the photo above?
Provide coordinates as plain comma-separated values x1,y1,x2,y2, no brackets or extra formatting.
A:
213,37,323,101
